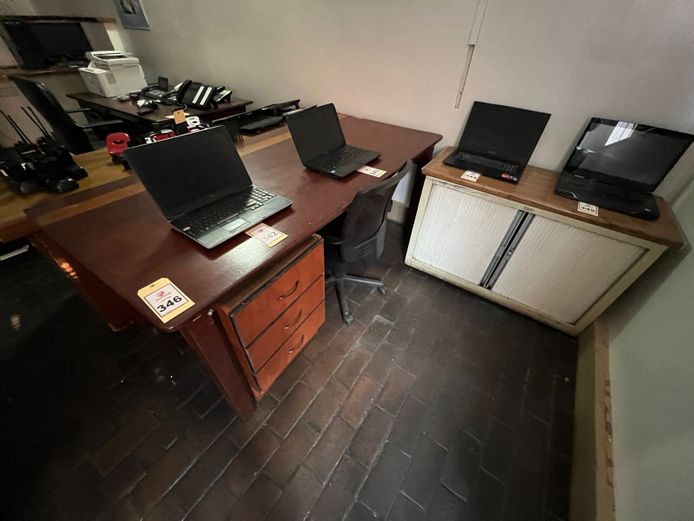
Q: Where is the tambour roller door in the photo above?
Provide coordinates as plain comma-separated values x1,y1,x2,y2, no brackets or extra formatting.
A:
412,181,518,284
492,215,645,323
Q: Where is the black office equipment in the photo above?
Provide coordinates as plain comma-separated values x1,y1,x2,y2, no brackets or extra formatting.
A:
286,103,380,177
124,126,292,249
555,117,694,220
323,160,413,324
142,76,170,100
0,107,86,194
213,100,300,142
445,101,551,183
175,80,224,110
13,76,126,154
1,18,92,68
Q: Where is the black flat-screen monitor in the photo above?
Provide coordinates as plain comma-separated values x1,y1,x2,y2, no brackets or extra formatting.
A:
2,19,91,68
562,117,694,192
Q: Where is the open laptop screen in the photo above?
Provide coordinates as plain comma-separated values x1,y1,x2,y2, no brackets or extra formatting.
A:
286,103,346,164
458,101,550,166
125,126,252,220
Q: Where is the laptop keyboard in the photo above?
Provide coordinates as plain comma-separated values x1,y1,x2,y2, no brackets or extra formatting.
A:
456,152,517,173
317,145,365,170
183,187,275,237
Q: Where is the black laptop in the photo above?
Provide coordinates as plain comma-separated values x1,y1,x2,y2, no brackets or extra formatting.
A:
445,101,551,183
555,117,694,220
286,103,380,177
124,126,292,249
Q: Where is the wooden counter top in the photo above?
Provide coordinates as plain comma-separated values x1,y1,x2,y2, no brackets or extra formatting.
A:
424,147,686,249
0,149,130,242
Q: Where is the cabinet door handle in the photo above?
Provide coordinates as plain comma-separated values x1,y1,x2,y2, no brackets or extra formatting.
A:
284,309,303,330
287,334,305,355
277,280,299,301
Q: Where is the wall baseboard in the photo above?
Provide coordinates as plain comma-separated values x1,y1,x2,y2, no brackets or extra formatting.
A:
571,319,616,521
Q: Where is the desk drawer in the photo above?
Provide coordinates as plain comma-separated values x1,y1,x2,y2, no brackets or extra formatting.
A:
246,276,324,371
255,303,325,392
232,242,324,345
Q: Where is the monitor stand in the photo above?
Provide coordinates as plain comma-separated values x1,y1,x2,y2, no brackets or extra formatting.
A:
555,172,660,220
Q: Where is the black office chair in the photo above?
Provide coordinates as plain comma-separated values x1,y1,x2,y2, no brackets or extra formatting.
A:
12,76,126,154
323,160,414,325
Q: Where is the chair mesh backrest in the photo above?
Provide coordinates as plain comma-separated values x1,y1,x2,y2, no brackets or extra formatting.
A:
12,76,91,153
339,160,414,263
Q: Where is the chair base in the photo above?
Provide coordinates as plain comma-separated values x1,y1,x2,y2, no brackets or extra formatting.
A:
325,273,386,325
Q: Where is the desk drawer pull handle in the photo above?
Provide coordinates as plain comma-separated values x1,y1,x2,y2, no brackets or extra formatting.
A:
284,309,303,330
277,280,299,301
287,334,305,355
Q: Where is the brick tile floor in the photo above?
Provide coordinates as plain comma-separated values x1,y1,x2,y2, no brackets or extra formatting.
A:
0,223,577,521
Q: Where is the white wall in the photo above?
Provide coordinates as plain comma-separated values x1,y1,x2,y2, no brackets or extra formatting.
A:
115,0,694,204
459,0,694,200
607,179,694,521
120,0,481,203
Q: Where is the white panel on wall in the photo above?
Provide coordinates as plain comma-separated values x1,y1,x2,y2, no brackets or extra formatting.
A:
492,215,645,323
412,181,518,284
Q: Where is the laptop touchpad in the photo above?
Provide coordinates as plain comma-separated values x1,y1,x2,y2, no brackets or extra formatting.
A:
224,218,248,232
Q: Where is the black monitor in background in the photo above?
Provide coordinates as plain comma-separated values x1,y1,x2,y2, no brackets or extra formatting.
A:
125,127,252,220
562,117,694,192
1,18,92,68
457,101,551,165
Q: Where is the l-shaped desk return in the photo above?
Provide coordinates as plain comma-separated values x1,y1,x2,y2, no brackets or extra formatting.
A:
25,116,441,418
406,147,685,336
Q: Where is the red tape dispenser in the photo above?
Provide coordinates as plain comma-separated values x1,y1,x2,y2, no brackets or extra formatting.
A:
106,132,131,167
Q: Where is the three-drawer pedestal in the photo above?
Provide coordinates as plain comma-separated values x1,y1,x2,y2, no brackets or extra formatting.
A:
218,235,325,399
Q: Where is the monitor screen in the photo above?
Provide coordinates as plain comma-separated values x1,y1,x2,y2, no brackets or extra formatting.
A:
124,127,252,220
30,22,91,63
458,101,551,166
563,118,694,190
286,104,345,163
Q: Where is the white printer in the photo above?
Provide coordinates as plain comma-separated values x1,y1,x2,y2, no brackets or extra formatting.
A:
79,50,147,98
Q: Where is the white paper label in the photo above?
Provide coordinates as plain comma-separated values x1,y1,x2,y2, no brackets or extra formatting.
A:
246,223,287,247
357,166,387,178
461,171,481,182
137,278,195,323
577,202,599,216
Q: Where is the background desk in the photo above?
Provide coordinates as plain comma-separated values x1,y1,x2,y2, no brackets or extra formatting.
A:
406,147,685,335
26,118,441,416
66,91,253,126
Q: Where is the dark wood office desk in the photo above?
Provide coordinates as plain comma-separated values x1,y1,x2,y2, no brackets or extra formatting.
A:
26,117,441,417
66,91,253,126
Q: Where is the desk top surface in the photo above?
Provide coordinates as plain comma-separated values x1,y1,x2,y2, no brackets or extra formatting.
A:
28,117,441,330
424,147,685,249
67,91,253,123
0,152,131,242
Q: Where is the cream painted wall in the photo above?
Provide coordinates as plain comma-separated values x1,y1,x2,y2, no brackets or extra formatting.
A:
118,0,694,203
121,0,480,203
607,179,694,521
459,0,694,201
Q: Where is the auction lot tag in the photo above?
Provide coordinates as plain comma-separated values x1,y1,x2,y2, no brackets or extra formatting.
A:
577,202,599,216
357,166,387,178
461,171,481,182
137,278,195,323
246,223,287,247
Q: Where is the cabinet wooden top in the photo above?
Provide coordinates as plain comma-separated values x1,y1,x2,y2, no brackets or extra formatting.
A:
423,147,685,249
